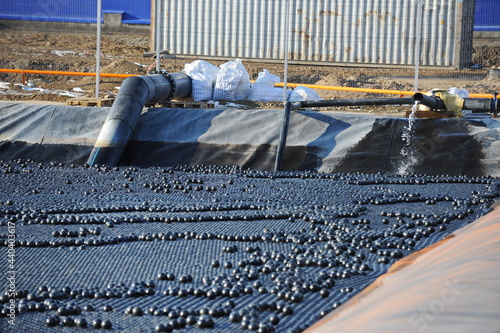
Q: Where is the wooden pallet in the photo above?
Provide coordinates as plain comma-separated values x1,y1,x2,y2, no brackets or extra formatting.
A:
146,100,216,109
67,97,114,107
405,110,447,119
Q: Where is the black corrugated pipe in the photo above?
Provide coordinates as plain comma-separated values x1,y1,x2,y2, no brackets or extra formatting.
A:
87,73,191,166
290,97,415,110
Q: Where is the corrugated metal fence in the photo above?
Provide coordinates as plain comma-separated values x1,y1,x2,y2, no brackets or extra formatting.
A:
158,0,475,68
1,0,497,31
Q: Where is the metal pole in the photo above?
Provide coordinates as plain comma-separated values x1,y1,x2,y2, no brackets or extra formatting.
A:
156,0,161,72
274,101,292,171
275,0,292,172
95,0,102,98
414,0,423,93
282,0,291,103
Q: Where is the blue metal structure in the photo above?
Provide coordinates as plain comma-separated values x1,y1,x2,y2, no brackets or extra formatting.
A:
475,0,500,31
104,0,150,24
0,0,150,24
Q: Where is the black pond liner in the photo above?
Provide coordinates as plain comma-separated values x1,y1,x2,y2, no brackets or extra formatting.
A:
0,161,498,332
334,117,486,176
1,103,499,177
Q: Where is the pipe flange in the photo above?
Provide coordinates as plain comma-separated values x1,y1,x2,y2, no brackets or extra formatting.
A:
147,70,175,101
164,73,178,99
492,92,498,117
164,72,192,100
148,70,191,100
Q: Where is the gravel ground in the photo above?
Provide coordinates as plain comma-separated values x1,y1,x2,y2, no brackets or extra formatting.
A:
1,31,499,112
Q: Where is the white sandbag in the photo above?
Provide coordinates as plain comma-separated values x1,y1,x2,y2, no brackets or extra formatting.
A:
213,59,250,101
189,72,213,101
213,68,241,101
249,69,283,102
183,60,220,101
288,85,322,102
183,60,219,87
233,62,251,101
204,64,220,88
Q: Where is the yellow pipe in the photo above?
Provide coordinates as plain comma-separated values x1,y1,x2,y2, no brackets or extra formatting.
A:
275,82,495,99
0,68,136,78
275,82,415,96
462,92,497,98
0,68,494,98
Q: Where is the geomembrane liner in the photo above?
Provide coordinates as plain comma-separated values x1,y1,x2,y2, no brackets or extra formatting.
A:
0,161,498,332
1,103,499,177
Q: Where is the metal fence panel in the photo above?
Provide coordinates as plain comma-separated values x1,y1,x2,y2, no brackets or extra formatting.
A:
159,0,474,67
0,0,150,24
0,0,495,104
0,1,151,102
0,0,97,23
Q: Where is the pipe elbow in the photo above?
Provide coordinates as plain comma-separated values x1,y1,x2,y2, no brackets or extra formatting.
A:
87,73,191,167
413,93,446,110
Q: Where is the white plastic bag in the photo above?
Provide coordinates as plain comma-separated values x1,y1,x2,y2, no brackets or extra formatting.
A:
448,87,469,98
288,85,322,102
233,63,251,101
213,59,251,101
183,60,220,101
249,69,283,102
183,60,219,87
213,69,241,101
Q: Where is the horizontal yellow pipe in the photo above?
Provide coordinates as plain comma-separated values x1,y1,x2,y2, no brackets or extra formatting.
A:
0,68,494,98
276,82,414,96
0,68,135,78
275,82,495,99
458,92,496,98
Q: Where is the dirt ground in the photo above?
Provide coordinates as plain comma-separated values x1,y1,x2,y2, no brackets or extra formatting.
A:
1,30,499,113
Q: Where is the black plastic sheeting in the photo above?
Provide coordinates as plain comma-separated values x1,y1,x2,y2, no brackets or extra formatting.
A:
0,161,499,333
0,103,107,164
0,103,499,176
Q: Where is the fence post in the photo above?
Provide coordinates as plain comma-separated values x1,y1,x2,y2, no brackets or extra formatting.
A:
156,0,161,71
276,0,292,172
414,0,423,93
283,0,291,104
96,0,102,98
